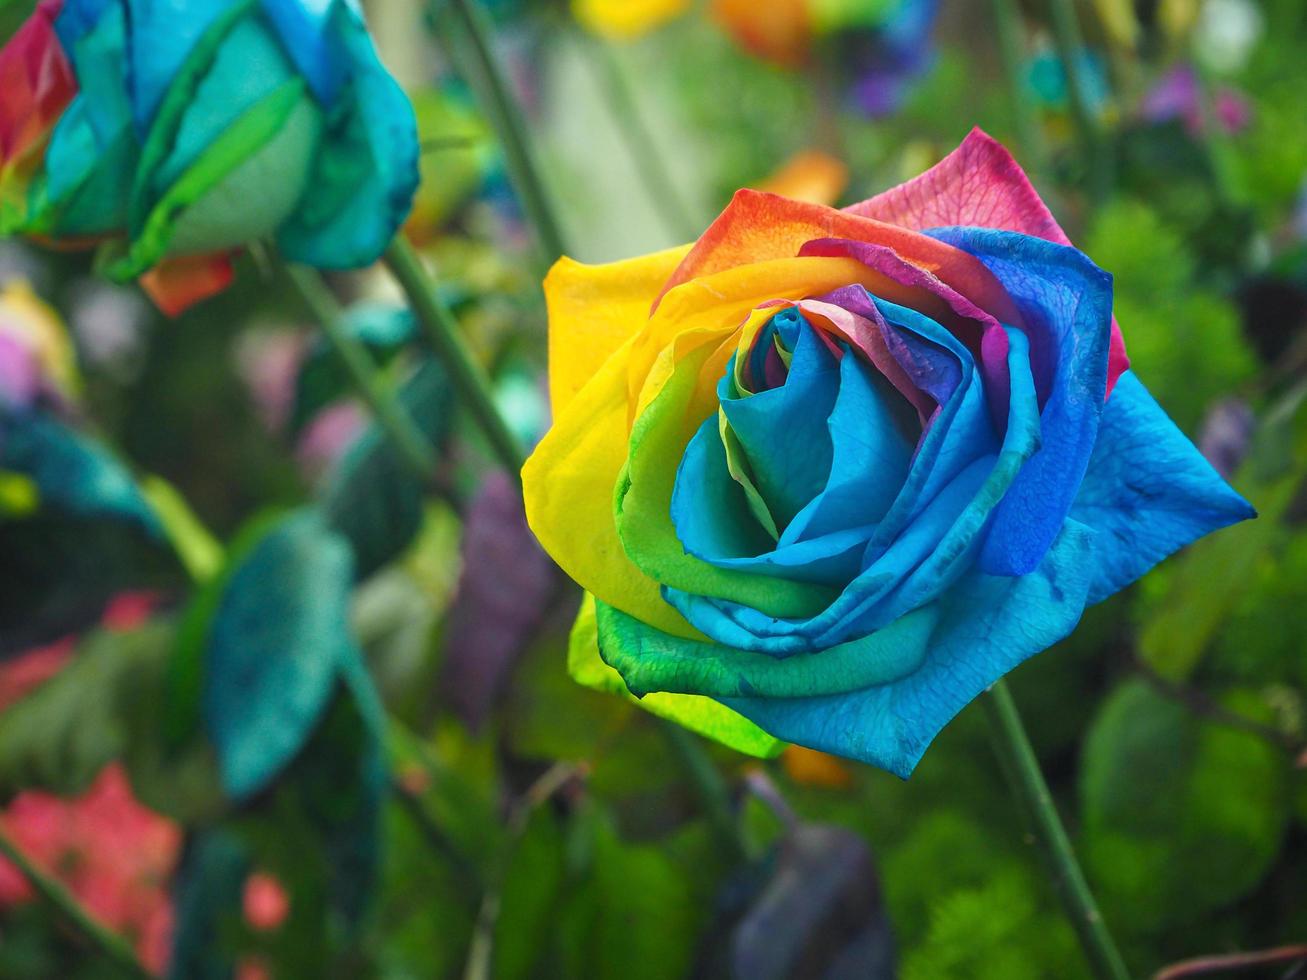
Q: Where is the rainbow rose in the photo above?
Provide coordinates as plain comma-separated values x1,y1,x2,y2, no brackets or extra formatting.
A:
523,129,1255,776
0,0,417,312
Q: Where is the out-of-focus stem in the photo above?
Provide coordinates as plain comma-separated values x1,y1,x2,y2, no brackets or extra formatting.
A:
440,0,568,265
0,827,151,979
383,236,526,486
283,262,437,479
990,0,1050,179
1047,0,1112,202
577,32,701,243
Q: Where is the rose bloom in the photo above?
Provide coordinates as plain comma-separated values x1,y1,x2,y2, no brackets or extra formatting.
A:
523,129,1253,776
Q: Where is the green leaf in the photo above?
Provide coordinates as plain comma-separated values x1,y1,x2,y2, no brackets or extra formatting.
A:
0,412,159,532
493,807,568,980
203,509,360,800
321,360,453,580
0,618,223,822
1080,680,1290,930
1138,385,1307,680
557,802,699,980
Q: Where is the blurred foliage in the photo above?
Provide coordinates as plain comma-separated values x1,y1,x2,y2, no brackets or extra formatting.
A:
3,0,1307,978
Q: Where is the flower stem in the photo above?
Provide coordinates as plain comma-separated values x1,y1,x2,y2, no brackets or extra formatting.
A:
989,0,1050,180
1047,0,1112,203
383,236,527,485
658,720,748,862
0,827,152,979
983,680,1130,980
282,262,437,479
431,0,754,865
576,32,702,243
440,0,568,265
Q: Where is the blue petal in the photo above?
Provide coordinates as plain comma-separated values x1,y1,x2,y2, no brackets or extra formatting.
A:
274,2,419,268
719,311,839,528
124,0,237,130
258,0,348,104
782,345,915,543
720,518,1095,777
927,226,1114,577
1069,371,1256,604
663,325,1041,655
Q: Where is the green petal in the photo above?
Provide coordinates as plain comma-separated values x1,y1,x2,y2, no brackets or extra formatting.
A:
596,598,935,698
568,594,785,758
109,78,320,278
615,337,838,619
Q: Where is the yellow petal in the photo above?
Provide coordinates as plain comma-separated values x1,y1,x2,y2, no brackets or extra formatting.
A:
543,244,691,417
572,0,692,39
525,327,699,638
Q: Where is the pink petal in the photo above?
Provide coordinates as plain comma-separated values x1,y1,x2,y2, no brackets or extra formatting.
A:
845,128,1128,395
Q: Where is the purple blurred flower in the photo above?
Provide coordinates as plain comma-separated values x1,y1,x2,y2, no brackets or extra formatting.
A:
1141,66,1251,137
847,0,939,119
1198,397,1255,480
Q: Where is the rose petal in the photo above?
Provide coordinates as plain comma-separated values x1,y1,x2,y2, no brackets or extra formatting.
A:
655,189,1020,327
1069,372,1256,604
845,127,1129,394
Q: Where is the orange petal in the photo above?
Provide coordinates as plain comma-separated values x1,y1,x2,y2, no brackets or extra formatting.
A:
138,253,235,316
753,150,849,208
656,189,1020,326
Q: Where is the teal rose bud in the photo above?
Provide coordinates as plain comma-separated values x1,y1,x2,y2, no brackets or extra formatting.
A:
0,0,418,312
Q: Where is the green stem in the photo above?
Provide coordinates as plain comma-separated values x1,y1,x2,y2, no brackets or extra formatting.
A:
282,263,437,479
439,0,568,264
983,680,1130,980
433,0,753,867
1047,0,1111,203
990,0,1050,180
383,236,527,485
577,33,702,243
0,827,152,979
659,720,747,863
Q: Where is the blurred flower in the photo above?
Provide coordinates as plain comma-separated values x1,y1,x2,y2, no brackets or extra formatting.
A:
1194,0,1262,74
1140,65,1251,137
0,636,73,711
712,0,810,67
0,763,181,974
782,745,852,789
0,279,78,411
242,871,290,932
573,0,692,40
0,0,418,315
295,399,367,475
66,279,150,375
1024,46,1112,118
405,85,497,247
711,0,939,117
1198,397,1254,480
753,150,849,207
524,129,1253,774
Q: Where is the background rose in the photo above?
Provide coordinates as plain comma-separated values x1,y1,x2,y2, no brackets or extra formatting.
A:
523,129,1255,777
0,0,417,312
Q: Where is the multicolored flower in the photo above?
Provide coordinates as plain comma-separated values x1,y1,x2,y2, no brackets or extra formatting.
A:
523,129,1254,776
0,0,418,313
